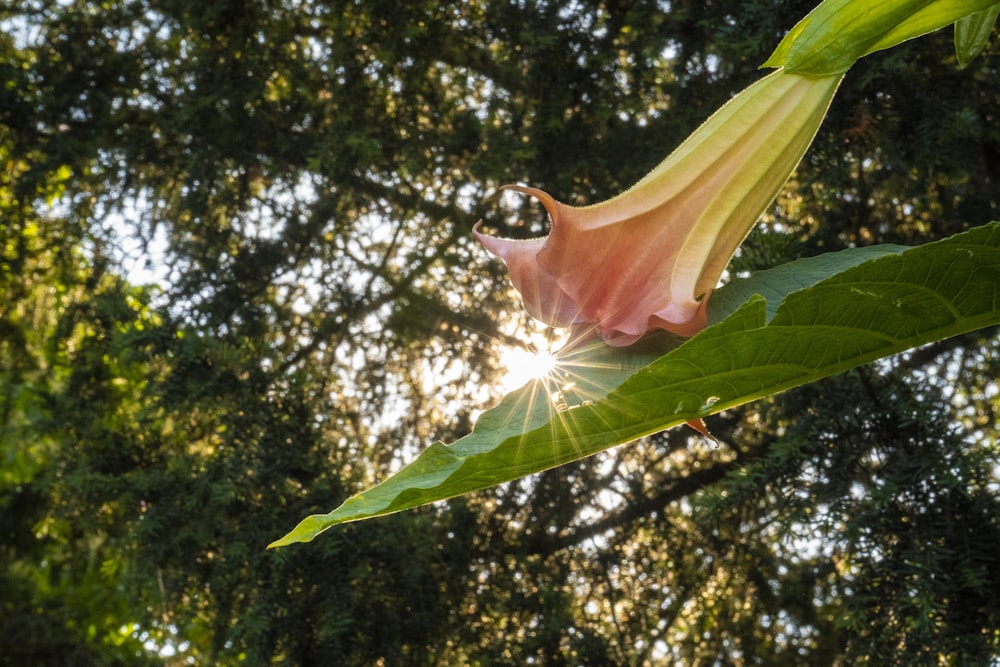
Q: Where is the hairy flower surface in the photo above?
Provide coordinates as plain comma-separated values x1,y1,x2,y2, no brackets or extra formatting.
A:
476,70,842,346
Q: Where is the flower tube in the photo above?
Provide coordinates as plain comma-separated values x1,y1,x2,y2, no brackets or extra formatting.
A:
476,70,842,346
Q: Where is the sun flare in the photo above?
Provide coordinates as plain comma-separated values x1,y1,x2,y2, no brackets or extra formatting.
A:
498,346,558,393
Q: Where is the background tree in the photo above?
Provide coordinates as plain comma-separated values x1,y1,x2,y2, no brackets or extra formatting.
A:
1,0,998,664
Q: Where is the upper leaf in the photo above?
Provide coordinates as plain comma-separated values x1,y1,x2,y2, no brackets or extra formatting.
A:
764,0,1000,75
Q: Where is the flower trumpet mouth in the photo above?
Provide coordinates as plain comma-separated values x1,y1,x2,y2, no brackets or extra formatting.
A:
476,70,842,346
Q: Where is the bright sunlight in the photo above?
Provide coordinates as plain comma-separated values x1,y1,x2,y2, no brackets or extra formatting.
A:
498,346,559,394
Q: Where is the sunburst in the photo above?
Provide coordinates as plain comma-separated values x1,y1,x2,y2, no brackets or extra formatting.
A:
498,345,559,394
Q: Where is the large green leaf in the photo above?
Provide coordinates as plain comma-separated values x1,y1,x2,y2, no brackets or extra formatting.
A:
270,223,1000,547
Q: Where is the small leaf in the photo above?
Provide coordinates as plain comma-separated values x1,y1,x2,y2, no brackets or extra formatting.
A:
270,223,1000,547
955,4,1000,67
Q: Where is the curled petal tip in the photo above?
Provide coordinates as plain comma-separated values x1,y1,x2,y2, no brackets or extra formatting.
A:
499,183,541,196
500,184,560,215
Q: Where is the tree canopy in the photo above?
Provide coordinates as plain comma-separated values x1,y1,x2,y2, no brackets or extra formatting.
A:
1,0,998,664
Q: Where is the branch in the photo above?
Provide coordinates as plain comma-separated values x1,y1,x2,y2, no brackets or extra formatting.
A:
525,461,739,557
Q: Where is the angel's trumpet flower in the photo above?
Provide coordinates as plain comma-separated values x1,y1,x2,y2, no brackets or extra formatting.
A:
475,70,841,346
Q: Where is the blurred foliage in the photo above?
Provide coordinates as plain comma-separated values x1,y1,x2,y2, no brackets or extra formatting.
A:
1,0,998,664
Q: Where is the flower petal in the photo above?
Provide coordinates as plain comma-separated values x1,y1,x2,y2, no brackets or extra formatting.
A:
473,221,582,327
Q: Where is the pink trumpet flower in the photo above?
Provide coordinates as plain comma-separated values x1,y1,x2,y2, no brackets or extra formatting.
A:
475,70,842,346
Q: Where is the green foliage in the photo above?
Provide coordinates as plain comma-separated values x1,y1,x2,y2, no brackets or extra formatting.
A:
692,363,1000,662
0,220,161,663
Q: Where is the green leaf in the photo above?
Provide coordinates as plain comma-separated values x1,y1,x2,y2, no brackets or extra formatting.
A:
763,0,999,75
270,223,1000,547
710,244,908,323
955,4,1000,67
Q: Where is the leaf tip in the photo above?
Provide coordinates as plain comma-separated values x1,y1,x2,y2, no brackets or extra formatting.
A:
267,513,335,549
